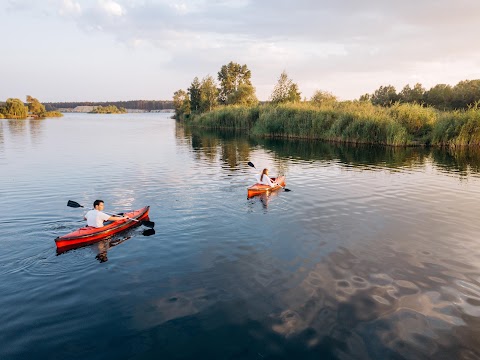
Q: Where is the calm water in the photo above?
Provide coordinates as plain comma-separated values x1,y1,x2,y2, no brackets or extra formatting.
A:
1,113,480,359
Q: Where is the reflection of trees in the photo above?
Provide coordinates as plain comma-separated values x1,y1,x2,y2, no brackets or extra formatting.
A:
258,138,429,170
431,146,480,174
28,119,44,145
0,122,4,147
176,123,254,169
175,121,189,145
7,119,27,138
3,118,45,150
177,123,480,175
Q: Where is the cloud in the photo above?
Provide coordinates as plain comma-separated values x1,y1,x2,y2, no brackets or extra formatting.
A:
99,0,125,17
63,1,480,62
3,0,480,100
59,0,81,16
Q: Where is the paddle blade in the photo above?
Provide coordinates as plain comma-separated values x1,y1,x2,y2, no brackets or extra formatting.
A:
247,161,256,168
142,228,156,236
141,220,155,228
284,188,292,192
67,200,83,208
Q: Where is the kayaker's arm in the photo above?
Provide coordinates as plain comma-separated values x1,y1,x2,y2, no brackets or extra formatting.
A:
108,215,128,221
266,176,278,187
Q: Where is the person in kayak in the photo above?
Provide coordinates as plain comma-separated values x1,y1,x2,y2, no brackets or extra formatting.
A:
258,168,279,187
84,200,127,228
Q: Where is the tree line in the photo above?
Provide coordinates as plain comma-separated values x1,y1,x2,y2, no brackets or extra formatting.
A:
174,60,480,119
360,80,480,110
90,105,127,114
173,61,307,120
0,96,62,119
45,100,174,112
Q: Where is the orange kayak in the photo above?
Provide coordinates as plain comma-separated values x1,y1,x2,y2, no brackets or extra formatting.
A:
55,206,150,250
247,176,286,198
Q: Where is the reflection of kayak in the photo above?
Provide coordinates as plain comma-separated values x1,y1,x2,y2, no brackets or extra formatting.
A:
247,176,286,198
55,206,150,249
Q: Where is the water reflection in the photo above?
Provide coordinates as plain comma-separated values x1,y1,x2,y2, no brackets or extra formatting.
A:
177,124,480,175
131,235,480,358
0,122,4,150
247,190,282,211
95,236,132,263
56,228,155,261
1,119,46,149
4,114,480,359
178,124,254,170
7,119,28,139
268,243,480,358
28,119,45,146
431,146,480,175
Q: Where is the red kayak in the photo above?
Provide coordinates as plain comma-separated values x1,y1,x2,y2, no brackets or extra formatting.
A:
247,176,286,198
55,206,150,249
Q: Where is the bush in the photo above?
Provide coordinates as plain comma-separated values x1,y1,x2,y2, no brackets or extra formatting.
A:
389,103,438,138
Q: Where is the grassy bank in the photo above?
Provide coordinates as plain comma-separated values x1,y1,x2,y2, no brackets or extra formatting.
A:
185,102,480,146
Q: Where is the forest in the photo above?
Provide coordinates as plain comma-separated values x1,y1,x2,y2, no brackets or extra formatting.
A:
45,100,174,112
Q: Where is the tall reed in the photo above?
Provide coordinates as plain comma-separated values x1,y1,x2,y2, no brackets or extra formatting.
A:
185,101,480,146
431,107,480,146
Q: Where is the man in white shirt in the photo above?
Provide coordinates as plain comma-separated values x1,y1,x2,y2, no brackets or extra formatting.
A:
84,200,127,228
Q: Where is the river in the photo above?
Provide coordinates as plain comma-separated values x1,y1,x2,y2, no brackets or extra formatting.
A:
1,113,480,359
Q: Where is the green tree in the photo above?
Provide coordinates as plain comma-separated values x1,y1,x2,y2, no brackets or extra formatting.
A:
270,71,301,104
217,61,256,105
90,105,126,114
399,83,425,104
26,95,46,116
226,83,258,106
188,77,201,112
4,98,28,119
199,75,218,112
359,93,371,102
310,90,337,106
287,83,301,103
371,85,398,106
424,84,453,110
451,80,480,109
173,89,191,119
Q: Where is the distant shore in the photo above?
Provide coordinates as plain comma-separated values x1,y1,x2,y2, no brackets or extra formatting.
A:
57,106,174,113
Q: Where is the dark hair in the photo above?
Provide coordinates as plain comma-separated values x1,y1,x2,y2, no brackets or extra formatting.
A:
261,168,268,181
93,199,104,207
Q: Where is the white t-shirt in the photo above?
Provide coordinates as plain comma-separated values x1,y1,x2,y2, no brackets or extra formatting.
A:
257,173,275,187
85,209,111,228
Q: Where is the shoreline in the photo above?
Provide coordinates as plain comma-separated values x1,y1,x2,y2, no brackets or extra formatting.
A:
183,102,480,147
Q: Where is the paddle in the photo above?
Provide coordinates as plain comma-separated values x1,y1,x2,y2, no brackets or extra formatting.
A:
247,162,291,192
67,200,155,228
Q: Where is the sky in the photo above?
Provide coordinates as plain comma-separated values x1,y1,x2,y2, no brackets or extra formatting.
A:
1,0,480,102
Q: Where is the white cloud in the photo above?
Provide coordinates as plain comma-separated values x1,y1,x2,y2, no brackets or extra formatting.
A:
3,0,480,101
99,0,125,16
59,0,81,16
